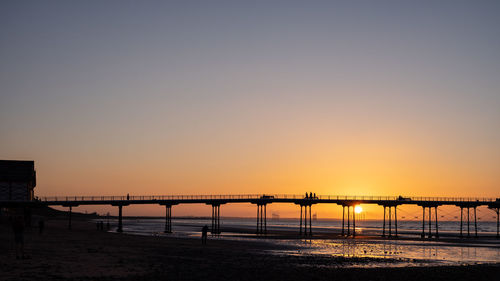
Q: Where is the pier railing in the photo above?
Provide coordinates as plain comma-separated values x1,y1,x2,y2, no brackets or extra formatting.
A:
38,194,498,203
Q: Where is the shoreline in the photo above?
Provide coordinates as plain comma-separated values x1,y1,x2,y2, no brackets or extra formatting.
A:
102,217,500,247
1,217,499,280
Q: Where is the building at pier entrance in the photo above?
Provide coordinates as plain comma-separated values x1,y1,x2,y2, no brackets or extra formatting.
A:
0,160,36,201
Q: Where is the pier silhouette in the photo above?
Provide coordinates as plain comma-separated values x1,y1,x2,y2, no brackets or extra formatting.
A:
2,194,499,238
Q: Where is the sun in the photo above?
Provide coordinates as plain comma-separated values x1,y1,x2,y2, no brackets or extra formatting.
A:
354,205,363,214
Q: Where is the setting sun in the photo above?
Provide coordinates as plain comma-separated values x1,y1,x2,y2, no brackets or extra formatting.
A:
355,206,363,214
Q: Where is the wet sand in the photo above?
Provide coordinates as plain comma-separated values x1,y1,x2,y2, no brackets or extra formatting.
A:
1,218,499,281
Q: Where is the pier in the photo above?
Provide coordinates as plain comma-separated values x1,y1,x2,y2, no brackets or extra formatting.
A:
3,194,499,238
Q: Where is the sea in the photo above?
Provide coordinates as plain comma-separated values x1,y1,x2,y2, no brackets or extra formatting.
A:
101,217,500,267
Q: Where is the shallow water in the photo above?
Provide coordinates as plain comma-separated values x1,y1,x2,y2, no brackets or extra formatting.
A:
98,217,500,267
271,239,500,266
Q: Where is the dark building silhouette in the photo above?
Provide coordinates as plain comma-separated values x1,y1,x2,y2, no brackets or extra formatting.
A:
0,160,36,201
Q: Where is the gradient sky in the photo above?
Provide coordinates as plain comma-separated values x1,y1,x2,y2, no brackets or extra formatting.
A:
1,1,499,217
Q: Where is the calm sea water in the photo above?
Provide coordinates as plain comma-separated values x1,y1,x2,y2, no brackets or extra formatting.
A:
104,217,500,266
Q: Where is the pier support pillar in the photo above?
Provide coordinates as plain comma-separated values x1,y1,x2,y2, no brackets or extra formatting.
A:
211,204,221,234
341,206,345,236
309,204,312,236
496,208,499,239
434,207,439,239
343,205,357,238
382,206,386,237
299,205,303,235
304,205,308,236
352,206,356,238
164,205,172,233
382,205,397,238
388,206,392,237
428,207,432,238
394,206,398,238
256,204,267,235
495,208,500,239
474,207,478,238
117,205,123,233
68,206,72,230
467,207,470,238
421,205,439,239
299,204,312,236
460,207,463,238
347,206,351,237
421,207,425,238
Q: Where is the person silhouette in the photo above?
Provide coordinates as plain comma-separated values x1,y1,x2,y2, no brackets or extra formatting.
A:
310,192,313,199
305,193,308,199
127,193,130,200
313,193,316,199
201,225,208,245
11,216,25,259
38,219,44,235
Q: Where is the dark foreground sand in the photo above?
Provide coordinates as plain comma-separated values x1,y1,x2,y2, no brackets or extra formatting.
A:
1,219,499,281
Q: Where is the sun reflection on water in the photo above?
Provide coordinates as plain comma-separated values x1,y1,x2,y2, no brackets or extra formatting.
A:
272,238,500,267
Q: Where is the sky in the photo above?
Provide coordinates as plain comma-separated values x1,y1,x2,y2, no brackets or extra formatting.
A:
1,1,499,217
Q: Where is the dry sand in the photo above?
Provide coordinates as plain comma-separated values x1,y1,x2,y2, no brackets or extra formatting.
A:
0,218,499,281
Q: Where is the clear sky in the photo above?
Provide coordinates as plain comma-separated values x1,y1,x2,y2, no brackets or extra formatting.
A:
1,1,499,217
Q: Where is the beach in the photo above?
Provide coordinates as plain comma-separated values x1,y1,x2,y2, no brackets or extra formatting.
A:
1,218,499,281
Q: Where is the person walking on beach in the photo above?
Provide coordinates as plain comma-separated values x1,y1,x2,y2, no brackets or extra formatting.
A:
11,216,25,259
38,218,45,235
201,225,208,245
